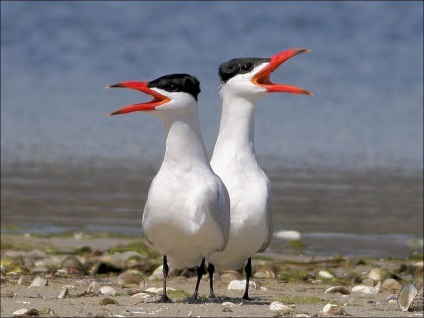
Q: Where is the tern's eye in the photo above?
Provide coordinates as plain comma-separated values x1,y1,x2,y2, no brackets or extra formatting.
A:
166,82,178,92
241,63,253,71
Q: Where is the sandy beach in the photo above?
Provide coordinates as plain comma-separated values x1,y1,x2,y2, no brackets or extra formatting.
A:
1,233,422,317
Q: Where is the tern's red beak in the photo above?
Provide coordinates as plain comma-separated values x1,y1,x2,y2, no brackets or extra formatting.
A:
251,49,313,95
107,81,170,116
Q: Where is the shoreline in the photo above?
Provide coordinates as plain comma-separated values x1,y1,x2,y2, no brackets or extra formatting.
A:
1,232,422,317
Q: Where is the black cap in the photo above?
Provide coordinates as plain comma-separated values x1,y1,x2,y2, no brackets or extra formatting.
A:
218,57,270,83
148,74,201,101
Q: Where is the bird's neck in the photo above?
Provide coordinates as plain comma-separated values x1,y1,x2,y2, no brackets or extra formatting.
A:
160,109,210,167
212,94,257,160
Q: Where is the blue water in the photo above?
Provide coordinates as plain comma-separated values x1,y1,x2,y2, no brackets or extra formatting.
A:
2,1,423,170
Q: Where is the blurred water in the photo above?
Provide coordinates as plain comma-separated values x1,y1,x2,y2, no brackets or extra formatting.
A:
2,1,422,169
1,2,423,256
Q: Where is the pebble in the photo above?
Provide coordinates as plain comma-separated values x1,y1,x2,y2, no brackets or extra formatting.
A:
88,280,101,293
368,268,386,281
99,297,120,305
382,278,401,291
221,301,236,307
144,287,176,294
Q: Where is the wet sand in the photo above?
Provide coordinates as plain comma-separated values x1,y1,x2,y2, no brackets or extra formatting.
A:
1,233,423,317
1,160,423,257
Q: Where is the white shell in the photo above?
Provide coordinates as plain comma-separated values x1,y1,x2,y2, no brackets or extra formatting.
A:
144,287,176,294
57,287,68,299
397,282,417,312
100,286,117,295
325,286,351,295
28,276,48,288
12,308,39,316
322,303,337,313
273,230,301,241
227,279,259,291
131,292,152,299
221,302,236,307
269,301,294,311
318,270,334,279
352,281,381,294
88,280,101,293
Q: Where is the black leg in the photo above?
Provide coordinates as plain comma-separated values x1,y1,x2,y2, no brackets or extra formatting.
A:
207,263,216,298
157,255,172,303
242,257,252,300
188,257,206,302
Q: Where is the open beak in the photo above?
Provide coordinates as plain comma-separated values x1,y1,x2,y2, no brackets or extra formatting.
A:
251,49,313,96
106,81,170,116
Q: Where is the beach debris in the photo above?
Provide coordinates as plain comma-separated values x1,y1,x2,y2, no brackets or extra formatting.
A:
88,280,102,293
228,279,260,291
100,286,117,295
318,270,334,279
322,303,347,316
269,301,295,313
222,307,233,312
253,266,276,279
131,292,152,299
59,255,85,275
324,286,351,295
12,308,39,316
352,281,381,294
99,297,120,305
28,276,48,288
57,287,68,299
117,269,145,286
221,301,236,307
397,282,423,312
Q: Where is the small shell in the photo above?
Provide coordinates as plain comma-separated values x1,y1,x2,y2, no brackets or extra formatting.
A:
117,269,144,286
269,301,294,311
144,287,176,294
131,292,152,299
57,287,69,299
12,308,39,316
368,268,387,281
253,267,275,279
325,286,351,295
352,281,381,294
408,286,423,312
227,279,260,291
88,280,101,293
318,270,334,279
397,282,418,312
322,304,347,316
60,256,85,275
221,301,236,307
100,286,117,295
99,297,120,305
28,276,48,288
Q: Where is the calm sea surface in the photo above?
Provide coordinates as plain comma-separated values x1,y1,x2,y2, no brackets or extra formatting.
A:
1,2,423,257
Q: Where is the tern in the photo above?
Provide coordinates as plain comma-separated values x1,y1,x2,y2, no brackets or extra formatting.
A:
107,73,230,303
208,49,312,300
